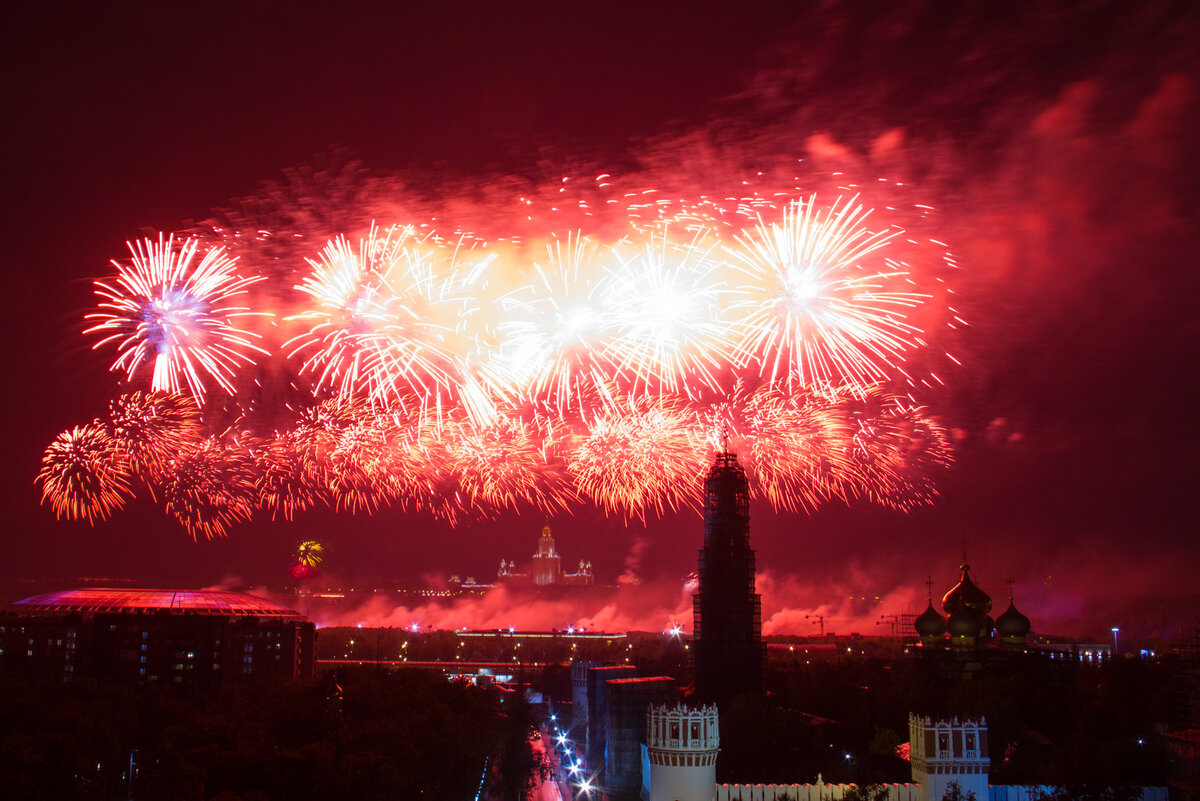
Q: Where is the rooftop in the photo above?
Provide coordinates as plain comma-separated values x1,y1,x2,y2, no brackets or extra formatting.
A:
9,588,302,618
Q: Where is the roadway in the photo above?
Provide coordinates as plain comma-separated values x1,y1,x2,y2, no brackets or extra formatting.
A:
531,729,568,801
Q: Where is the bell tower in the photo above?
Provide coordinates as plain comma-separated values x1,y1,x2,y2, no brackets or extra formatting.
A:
643,704,719,801
692,450,763,706
909,714,990,801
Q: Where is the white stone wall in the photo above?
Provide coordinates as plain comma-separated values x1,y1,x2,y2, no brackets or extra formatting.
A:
715,783,921,801
714,782,1169,801
715,783,1170,801
647,763,717,801
989,787,1168,801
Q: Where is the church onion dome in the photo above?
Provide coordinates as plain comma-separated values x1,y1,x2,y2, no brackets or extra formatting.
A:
996,600,1032,639
915,602,947,638
941,564,993,617
947,603,985,639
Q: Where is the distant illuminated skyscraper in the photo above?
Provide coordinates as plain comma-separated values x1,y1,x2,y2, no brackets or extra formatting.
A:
494,522,593,586
532,523,562,585
692,450,764,706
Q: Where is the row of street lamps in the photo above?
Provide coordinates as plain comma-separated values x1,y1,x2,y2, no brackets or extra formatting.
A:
548,711,597,798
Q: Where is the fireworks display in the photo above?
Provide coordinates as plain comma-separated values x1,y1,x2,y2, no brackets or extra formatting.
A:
290,539,325,580
84,234,266,405
727,196,924,393
39,184,960,538
37,423,133,524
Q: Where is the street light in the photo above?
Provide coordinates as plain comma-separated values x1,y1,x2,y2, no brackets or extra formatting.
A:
1111,627,1120,655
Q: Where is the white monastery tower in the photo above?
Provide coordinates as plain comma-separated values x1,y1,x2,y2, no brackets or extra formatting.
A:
642,703,720,801
908,713,990,801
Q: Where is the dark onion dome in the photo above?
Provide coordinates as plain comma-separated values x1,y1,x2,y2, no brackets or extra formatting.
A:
9,588,302,619
996,600,1032,639
915,602,947,639
947,603,985,640
941,564,992,616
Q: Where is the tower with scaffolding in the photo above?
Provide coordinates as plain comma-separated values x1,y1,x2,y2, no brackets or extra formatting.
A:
692,449,764,707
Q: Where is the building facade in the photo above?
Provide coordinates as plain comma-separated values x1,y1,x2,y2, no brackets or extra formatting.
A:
0,588,315,689
585,664,638,759
604,676,678,799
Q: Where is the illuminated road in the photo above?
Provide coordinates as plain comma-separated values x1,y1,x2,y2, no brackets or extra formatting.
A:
531,730,566,801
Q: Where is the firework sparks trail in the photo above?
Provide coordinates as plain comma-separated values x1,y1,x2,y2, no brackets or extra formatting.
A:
290,539,325,580
840,389,953,510
490,233,618,412
84,234,267,404
726,195,928,395
254,431,327,521
602,228,734,399
294,540,324,567
287,224,507,426
568,397,707,517
708,385,855,512
37,423,134,523
49,183,959,535
160,437,256,540
444,415,575,514
327,415,406,514
107,391,203,483
286,226,451,406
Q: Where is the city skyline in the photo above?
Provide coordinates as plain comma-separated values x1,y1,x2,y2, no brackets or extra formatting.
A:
4,3,1197,642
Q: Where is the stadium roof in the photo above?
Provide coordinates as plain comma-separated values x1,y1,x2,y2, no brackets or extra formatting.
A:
9,588,302,618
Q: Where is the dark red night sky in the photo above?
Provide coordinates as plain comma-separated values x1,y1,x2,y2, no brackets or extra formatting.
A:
4,2,1197,640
